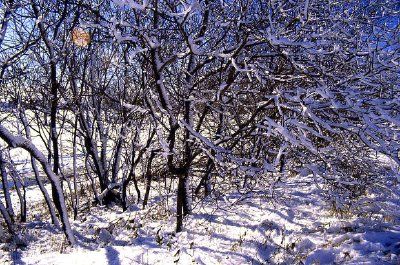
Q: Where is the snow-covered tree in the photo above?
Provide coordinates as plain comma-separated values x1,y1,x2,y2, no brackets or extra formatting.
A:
0,0,398,242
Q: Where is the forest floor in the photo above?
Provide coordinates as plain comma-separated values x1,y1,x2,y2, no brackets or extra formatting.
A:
1,167,400,265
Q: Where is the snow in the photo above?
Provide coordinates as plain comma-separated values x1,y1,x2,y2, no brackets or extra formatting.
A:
1,171,399,265
113,0,149,11
1,1,400,264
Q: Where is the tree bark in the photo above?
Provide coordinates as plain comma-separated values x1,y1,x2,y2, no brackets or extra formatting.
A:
0,150,14,220
8,161,26,222
0,199,14,235
142,151,156,209
72,117,79,220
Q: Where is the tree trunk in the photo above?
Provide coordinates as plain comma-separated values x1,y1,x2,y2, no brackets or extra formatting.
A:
31,154,60,228
20,110,60,227
0,199,14,235
72,117,79,220
8,161,26,222
142,151,156,209
79,112,107,191
182,173,191,216
195,158,213,197
176,175,186,233
0,150,14,220
50,80,63,218
0,124,75,245
122,144,138,211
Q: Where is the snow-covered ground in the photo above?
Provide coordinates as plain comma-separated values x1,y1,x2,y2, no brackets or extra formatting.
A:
1,170,399,265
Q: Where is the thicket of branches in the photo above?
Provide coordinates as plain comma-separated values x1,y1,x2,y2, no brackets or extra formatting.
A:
0,0,399,246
